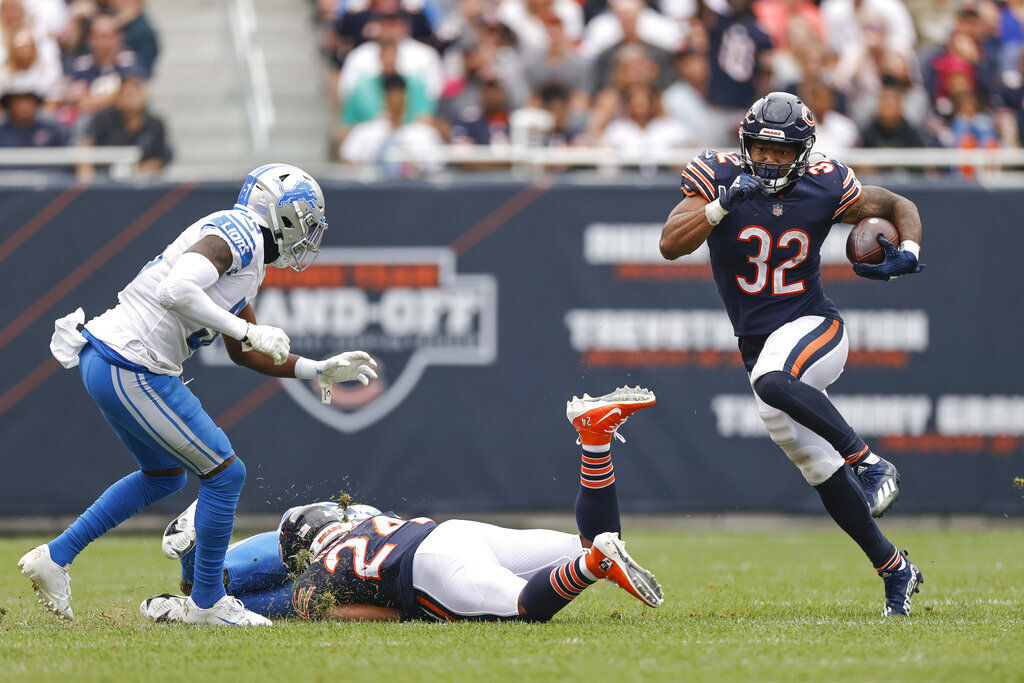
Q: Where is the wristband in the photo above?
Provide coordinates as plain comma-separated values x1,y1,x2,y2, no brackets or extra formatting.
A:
294,356,325,379
704,198,729,226
899,240,921,259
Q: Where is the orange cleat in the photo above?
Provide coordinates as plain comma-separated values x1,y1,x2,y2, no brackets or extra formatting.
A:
566,386,656,446
585,532,664,607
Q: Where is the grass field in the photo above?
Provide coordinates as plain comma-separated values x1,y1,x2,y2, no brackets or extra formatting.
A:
1,528,1022,682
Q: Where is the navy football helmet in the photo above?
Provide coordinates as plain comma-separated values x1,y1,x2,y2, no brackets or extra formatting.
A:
278,502,353,573
277,501,382,573
738,92,816,194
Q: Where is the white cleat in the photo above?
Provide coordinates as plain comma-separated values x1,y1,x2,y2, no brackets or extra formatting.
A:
140,594,188,623
18,544,73,620
182,595,272,626
162,499,198,559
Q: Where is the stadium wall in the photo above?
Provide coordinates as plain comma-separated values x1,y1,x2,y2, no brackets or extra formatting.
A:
1,181,1020,516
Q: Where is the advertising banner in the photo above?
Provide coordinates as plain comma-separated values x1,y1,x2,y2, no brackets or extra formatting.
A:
1,181,1021,515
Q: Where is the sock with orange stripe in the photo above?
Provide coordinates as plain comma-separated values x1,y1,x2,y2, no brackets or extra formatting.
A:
519,554,598,621
574,443,621,541
815,467,898,569
754,371,867,460
843,447,880,467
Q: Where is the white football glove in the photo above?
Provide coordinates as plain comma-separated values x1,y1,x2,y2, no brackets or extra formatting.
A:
318,351,378,387
240,323,290,365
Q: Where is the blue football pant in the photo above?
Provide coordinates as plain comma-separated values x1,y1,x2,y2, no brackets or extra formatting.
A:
48,344,243,608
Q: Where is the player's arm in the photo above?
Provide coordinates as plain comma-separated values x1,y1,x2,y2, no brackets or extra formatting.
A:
840,186,925,281
223,304,301,377
840,185,923,246
224,304,378,385
321,604,401,622
660,173,764,259
155,235,290,364
659,194,713,259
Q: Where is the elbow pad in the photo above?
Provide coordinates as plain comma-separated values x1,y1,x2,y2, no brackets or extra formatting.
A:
156,275,201,312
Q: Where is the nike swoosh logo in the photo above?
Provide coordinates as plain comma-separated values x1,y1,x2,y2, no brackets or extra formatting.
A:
596,407,622,424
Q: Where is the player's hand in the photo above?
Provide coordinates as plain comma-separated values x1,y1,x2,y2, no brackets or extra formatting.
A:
241,323,290,364
852,233,926,281
318,351,378,387
719,173,766,211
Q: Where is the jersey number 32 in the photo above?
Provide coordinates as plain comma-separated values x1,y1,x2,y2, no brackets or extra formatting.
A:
736,226,808,296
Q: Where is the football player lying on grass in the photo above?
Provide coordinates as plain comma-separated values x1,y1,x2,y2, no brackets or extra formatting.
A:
142,387,663,625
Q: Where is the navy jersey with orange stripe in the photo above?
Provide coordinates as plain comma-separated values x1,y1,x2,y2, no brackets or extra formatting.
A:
291,513,436,620
681,149,862,336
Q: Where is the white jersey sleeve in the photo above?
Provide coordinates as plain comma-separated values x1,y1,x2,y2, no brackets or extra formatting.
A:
84,207,267,375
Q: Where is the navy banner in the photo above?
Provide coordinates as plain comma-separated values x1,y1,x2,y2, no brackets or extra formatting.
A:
1,181,1021,515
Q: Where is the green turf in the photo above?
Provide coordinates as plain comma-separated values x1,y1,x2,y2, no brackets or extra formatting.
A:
1,529,1022,682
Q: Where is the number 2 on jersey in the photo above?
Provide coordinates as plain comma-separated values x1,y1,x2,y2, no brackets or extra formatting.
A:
324,537,395,579
736,226,809,296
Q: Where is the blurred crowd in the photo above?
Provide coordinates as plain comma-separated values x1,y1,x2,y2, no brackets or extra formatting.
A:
315,0,1024,172
0,0,169,178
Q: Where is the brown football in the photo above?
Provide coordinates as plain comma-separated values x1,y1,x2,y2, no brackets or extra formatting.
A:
846,217,899,265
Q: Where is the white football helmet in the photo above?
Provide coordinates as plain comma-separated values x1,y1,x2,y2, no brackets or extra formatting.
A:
235,163,327,272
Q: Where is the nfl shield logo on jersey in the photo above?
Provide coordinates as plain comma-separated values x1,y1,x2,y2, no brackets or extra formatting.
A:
772,203,784,217
198,247,497,432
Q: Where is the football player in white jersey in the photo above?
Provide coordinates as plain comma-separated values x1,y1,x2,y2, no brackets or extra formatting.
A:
18,164,378,626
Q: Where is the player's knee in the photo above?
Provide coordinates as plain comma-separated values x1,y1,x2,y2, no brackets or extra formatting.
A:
782,446,842,485
753,371,794,409
757,408,841,484
758,405,796,447
202,456,246,493
223,456,246,488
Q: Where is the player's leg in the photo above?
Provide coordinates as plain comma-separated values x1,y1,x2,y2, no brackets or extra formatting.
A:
437,519,583,580
411,521,654,622
169,520,288,596
411,520,526,621
49,349,190,563
162,500,289,596
516,530,664,620
87,361,264,624
750,316,900,516
143,530,296,622
19,347,187,620
448,519,664,619
431,421,666,622
749,347,923,613
566,386,656,541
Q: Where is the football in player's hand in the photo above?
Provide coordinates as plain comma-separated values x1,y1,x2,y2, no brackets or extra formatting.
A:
846,217,899,265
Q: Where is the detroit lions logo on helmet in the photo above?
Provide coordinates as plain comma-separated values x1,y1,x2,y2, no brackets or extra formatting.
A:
276,179,321,211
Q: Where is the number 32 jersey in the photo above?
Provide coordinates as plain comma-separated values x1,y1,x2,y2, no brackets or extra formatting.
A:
681,149,863,336
292,513,437,620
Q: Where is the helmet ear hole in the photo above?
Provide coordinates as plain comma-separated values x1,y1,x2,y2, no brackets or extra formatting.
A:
281,216,293,228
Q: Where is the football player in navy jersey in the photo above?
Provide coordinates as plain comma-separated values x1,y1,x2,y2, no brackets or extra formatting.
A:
659,92,925,616
140,387,664,624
